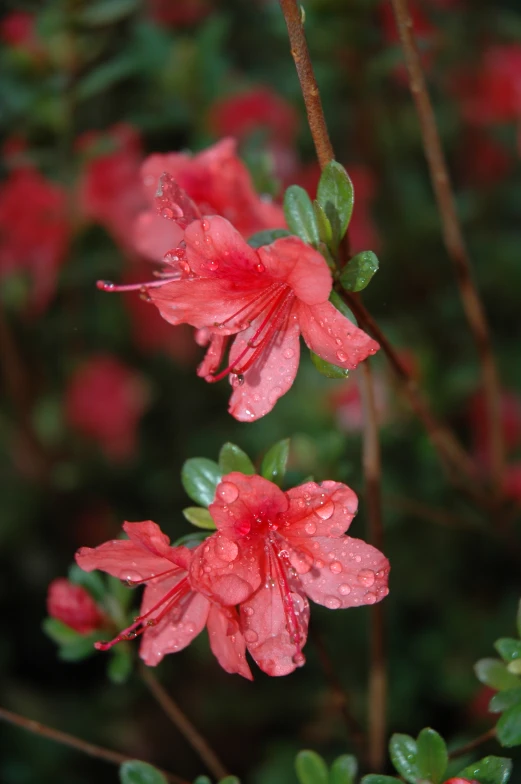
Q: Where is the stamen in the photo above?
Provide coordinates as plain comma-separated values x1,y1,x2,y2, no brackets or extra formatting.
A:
266,539,306,666
124,565,181,586
96,277,175,293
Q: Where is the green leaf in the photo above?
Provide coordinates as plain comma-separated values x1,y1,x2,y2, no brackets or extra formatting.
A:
42,617,81,646
329,754,358,784
173,532,209,547
78,0,139,25
457,756,512,784
497,703,521,747
361,777,401,784
182,507,217,530
329,290,356,323
218,779,240,784
313,201,333,247
310,351,349,379
68,563,106,603
339,251,379,293
389,734,421,784
283,186,320,246
261,439,290,486
475,658,521,691
76,55,137,101
107,647,132,684
316,161,354,245
247,228,292,248
516,600,521,639
507,660,521,675
119,760,168,784
490,688,521,713
416,728,448,784
295,750,328,784
181,458,222,507
218,443,256,475
58,634,100,662
193,778,212,784
495,638,521,663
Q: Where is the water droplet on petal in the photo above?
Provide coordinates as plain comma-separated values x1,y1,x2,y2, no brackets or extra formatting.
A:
365,592,377,604
324,595,341,609
284,348,295,359
244,629,258,643
329,561,343,574
336,350,348,362
243,606,254,616
162,207,174,219
339,583,351,596
119,570,142,584
201,219,210,231
206,260,219,272
292,652,306,667
255,262,265,273
304,521,316,535
315,501,335,520
217,481,239,504
216,538,239,563
358,569,375,587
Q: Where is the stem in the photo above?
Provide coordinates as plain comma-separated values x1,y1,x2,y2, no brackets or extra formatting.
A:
389,0,504,493
140,666,229,781
0,705,187,784
278,0,334,168
448,727,497,760
360,362,386,771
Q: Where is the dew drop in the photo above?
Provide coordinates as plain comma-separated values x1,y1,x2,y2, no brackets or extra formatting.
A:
201,218,210,231
304,521,316,535
324,595,341,609
217,481,239,504
339,583,351,596
292,652,306,667
244,629,258,643
216,538,239,562
358,569,375,587
365,592,377,605
283,348,295,359
243,606,254,616
162,207,174,219
329,561,343,574
119,570,142,584
255,262,265,273
206,260,219,272
315,559,325,569
336,349,348,362
315,501,335,520
230,373,245,388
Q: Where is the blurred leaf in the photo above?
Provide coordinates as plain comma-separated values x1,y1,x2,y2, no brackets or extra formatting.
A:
218,443,256,475
58,634,100,662
174,532,210,548
416,728,448,784
247,229,292,248
389,734,421,783
496,638,521,664
310,351,349,379
457,756,512,784
507,660,521,675
68,564,106,603
283,186,319,246
475,659,521,691
339,251,379,293
490,688,521,713
313,201,333,247
76,55,137,100
316,161,354,246
295,750,328,784
361,778,401,784
78,0,139,25
42,618,81,646
181,458,222,507
119,760,168,784
182,507,217,530
329,755,358,784
497,704,521,747
218,779,240,784
517,600,521,640
107,647,132,684
193,778,212,784
261,439,290,486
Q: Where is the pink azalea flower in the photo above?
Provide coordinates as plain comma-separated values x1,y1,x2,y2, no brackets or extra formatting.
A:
0,166,69,313
76,521,252,678
0,11,44,60
47,578,107,634
134,137,286,263
65,355,150,462
190,473,390,676
208,87,299,146
102,214,378,421
147,0,212,27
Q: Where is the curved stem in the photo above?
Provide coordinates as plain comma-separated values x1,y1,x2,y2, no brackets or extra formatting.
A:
140,666,229,781
389,0,504,494
0,705,187,784
448,727,497,760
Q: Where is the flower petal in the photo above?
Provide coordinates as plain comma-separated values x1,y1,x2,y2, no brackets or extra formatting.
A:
207,604,253,680
258,237,332,305
122,521,187,566
75,540,174,582
139,579,209,666
196,331,227,378
184,216,263,282
298,536,390,609
209,472,289,536
282,480,359,540
227,306,301,421
298,300,379,369
134,211,184,263
190,532,262,605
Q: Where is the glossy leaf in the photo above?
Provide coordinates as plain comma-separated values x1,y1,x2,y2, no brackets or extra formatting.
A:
330,754,358,784
283,186,320,246
416,728,448,784
361,777,401,784
389,733,421,784
316,161,354,245
497,703,521,747
181,458,222,507
182,507,217,530
295,750,328,784
457,756,512,784
218,443,256,475
218,778,240,784
489,687,521,713
495,638,521,664
79,0,139,25
247,228,292,248
339,251,379,293
313,201,333,247
475,658,521,691
119,760,168,784
310,351,349,379
261,439,290,486
193,778,212,784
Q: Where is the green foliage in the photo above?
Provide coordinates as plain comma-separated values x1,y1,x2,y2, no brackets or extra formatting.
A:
361,777,401,784
329,755,358,784
247,229,293,248
456,756,512,784
389,733,423,784
495,638,521,664
260,438,290,486
218,443,256,475
283,186,320,247
497,703,521,747
181,458,223,507
489,687,521,713
310,351,349,379
339,251,379,293
182,507,217,530
119,760,168,784
474,658,520,691
78,0,139,26
295,750,329,784
389,728,447,784
316,162,354,247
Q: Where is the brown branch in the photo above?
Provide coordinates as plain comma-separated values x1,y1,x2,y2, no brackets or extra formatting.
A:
360,362,387,771
0,705,187,784
388,0,504,493
140,666,229,781
278,0,334,169
448,727,497,760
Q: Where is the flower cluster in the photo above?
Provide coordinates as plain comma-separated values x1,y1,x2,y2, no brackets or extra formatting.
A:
76,472,389,678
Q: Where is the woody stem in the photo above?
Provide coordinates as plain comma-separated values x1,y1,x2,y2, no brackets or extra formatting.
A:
389,0,504,495
0,705,187,784
140,666,229,780
360,361,386,771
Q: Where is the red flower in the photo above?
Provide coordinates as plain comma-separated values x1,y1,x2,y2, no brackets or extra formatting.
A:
0,11,43,58
455,45,521,126
191,473,390,676
65,355,150,462
147,0,212,27
47,578,106,634
0,166,69,313
76,521,252,677
379,1,438,82
134,137,286,263
104,214,378,421
469,389,521,467
77,124,144,250
208,87,299,146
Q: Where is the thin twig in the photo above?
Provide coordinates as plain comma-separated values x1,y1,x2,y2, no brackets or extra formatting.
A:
0,705,187,784
389,0,504,494
448,727,497,760
278,0,334,169
360,362,386,772
140,666,229,781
